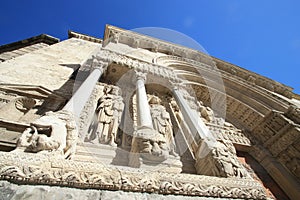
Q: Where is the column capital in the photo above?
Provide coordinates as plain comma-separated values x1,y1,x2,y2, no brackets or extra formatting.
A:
135,70,147,82
91,56,109,72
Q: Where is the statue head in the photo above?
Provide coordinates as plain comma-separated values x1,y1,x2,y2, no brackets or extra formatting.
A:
135,128,169,162
149,95,161,105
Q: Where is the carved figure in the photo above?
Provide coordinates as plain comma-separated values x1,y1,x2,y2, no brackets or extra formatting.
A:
15,110,78,159
92,85,124,146
138,131,169,161
197,101,215,123
149,95,177,156
129,128,170,166
195,140,250,178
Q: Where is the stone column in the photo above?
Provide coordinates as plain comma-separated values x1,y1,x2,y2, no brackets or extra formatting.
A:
172,85,251,178
63,59,108,118
172,86,216,143
135,71,153,129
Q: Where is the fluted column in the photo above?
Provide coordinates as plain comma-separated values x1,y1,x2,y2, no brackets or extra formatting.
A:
135,71,153,129
63,59,108,118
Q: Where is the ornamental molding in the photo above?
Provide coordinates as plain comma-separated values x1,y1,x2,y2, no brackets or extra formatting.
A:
103,25,293,99
155,55,292,108
94,48,181,84
251,109,300,180
68,31,103,44
0,151,267,199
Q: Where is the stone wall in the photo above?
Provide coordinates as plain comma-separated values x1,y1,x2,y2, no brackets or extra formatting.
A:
0,38,100,93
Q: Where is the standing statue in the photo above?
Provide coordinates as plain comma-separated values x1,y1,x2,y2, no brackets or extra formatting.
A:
92,85,124,146
148,95,177,156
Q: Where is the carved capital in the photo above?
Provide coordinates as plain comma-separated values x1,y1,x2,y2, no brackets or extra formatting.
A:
135,70,147,82
91,57,109,72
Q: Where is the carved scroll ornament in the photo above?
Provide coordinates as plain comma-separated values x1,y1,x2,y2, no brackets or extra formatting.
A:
0,151,266,199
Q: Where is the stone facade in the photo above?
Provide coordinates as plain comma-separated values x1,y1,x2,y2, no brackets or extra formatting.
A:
0,25,299,199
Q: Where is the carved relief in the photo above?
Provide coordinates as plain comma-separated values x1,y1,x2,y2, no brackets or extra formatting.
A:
130,129,169,164
268,126,300,157
0,151,266,199
78,84,104,142
226,98,263,131
95,48,180,83
14,110,78,159
197,100,215,123
285,105,300,124
87,85,124,146
149,95,177,156
128,92,181,168
251,110,300,181
206,122,251,146
195,140,250,178
278,145,300,179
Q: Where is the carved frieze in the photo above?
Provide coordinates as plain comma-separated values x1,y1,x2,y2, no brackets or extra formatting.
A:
206,123,251,146
227,98,263,131
0,151,266,199
94,48,180,84
251,110,300,180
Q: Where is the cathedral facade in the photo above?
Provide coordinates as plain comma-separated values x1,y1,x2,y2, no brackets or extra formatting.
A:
0,25,299,199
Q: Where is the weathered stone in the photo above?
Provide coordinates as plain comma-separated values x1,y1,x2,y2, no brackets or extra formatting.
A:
0,25,299,200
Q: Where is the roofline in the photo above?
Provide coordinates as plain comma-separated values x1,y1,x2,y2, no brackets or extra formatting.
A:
0,34,59,54
68,30,102,44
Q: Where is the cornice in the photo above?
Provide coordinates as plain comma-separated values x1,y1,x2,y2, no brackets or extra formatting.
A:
68,30,102,44
0,34,59,54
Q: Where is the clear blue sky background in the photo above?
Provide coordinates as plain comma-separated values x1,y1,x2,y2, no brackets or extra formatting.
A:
1,0,299,94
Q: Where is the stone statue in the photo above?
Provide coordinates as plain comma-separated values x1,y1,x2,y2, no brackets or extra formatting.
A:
15,110,78,159
92,85,124,146
149,95,177,156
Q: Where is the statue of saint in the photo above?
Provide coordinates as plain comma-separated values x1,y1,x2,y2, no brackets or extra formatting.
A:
92,86,124,146
148,95,177,156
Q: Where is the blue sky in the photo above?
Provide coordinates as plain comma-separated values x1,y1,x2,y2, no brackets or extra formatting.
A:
1,1,299,94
